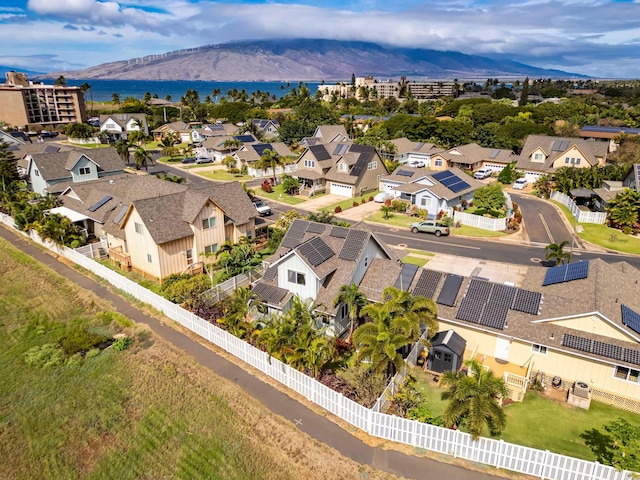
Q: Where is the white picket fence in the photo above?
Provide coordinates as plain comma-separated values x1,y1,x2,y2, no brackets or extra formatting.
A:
0,212,633,480
203,264,267,303
454,211,507,231
74,238,109,259
551,191,607,224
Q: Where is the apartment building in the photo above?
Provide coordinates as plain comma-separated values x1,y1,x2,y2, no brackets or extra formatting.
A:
0,72,87,129
318,76,457,101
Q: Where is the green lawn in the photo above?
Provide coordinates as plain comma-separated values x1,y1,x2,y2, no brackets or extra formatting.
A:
451,224,507,238
411,369,640,460
197,170,253,182
402,255,429,267
366,210,415,228
550,200,640,254
320,192,379,213
408,249,435,257
255,184,306,205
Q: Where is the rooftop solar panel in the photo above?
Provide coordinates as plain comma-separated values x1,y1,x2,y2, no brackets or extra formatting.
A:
280,220,309,248
437,274,463,307
338,229,368,261
542,264,569,286
306,222,326,234
622,305,640,335
394,263,419,291
562,333,640,366
253,144,274,156
566,261,589,282
333,143,348,155
350,154,368,177
87,195,113,212
309,144,331,161
329,226,349,238
479,302,509,330
512,289,542,315
551,140,562,151
252,283,288,305
112,205,128,225
490,284,517,309
262,266,277,281
397,170,414,177
416,142,424,150
432,171,455,182
412,270,442,299
234,135,255,143
489,149,500,159
448,179,471,193
559,140,570,151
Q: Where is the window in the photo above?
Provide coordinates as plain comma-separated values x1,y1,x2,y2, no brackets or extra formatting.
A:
614,366,639,383
338,163,347,171
78,167,91,175
186,249,193,265
564,157,581,165
34,168,40,177
434,159,443,167
364,256,369,268
444,353,453,363
204,243,218,255
287,269,306,285
367,161,377,170
531,344,547,355
146,254,152,263
134,222,143,234
304,159,315,168
420,197,432,207
202,217,216,229
534,153,544,161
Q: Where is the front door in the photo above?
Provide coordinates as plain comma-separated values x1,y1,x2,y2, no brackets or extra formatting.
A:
494,336,510,362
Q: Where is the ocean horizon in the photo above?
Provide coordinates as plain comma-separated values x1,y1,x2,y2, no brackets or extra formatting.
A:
49,78,323,103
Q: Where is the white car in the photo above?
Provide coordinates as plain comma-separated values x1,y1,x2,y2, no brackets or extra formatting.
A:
374,191,395,203
473,168,492,179
408,159,425,168
513,178,528,190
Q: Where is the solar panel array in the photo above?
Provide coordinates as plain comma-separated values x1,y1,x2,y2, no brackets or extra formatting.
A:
432,170,471,194
437,274,464,307
252,283,288,305
306,222,326,234
207,123,225,131
350,154,368,178
416,142,424,150
309,145,332,161
253,144,274,156
412,270,443,299
333,144,348,155
551,140,570,151
622,305,640,335
280,220,309,248
234,135,255,143
262,266,277,281
489,149,500,159
43,145,60,154
394,263,419,291
329,226,349,238
88,195,113,212
562,334,640,366
512,289,543,315
112,205,128,225
298,237,335,267
542,261,590,286
338,229,368,261
397,170,414,177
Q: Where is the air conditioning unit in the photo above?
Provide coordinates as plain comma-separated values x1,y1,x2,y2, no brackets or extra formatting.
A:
573,381,590,398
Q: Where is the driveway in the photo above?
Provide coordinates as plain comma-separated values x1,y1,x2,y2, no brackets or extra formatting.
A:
511,193,574,246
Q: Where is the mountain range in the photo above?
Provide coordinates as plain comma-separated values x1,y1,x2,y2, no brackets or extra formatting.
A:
43,39,584,81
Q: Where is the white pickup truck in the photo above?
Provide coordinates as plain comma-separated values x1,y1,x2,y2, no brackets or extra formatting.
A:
473,168,493,179
252,200,272,216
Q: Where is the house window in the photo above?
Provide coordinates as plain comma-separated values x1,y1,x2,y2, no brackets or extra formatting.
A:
367,161,377,170
78,167,91,175
534,153,543,161
614,366,640,383
287,269,306,285
434,159,443,167
304,159,315,168
420,197,432,207
34,168,40,177
202,217,216,229
338,163,347,171
531,344,547,355
186,249,193,265
364,256,369,268
444,353,453,363
146,254,152,263
204,243,218,255
134,222,144,234
564,157,581,165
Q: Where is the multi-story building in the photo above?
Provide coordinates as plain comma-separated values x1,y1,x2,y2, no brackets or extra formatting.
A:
318,76,458,102
0,72,87,129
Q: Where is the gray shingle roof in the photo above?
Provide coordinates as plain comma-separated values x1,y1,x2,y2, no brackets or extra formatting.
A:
100,113,147,130
30,147,124,182
436,143,516,166
382,166,484,200
516,135,608,173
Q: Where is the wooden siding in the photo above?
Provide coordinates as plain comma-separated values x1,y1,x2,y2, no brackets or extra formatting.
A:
351,238,388,286
192,201,224,258
551,146,589,169
544,314,638,343
70,156,99,182
356,151,386,196
158,236,195,279
276,253,317,300
122,208,161,279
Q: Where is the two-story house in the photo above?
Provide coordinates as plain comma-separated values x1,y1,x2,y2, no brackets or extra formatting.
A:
196,134,256,162
378,166,484,218
151,121,204,144
253,219,400,336
114,182,257,282
251,119,280,139
386,137,444,166
99,113,148,141
430,143,517,173
232,142,295,178
300,125,350,146
516,135,608,183
26,147,125,195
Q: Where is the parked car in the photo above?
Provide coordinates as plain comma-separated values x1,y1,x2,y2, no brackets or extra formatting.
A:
410,220,450,237
195,157,212,164
181,157,196,164
252,200,272,216
513,178,528,190
374,191,395,203
39,130,59,138
473,168,492,180
408,159,425,168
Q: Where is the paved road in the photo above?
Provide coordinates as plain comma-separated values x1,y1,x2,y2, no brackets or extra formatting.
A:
511,194,573,245
0,225,505,480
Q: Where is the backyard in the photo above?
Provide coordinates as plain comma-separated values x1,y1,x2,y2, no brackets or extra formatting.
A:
255,183,307,205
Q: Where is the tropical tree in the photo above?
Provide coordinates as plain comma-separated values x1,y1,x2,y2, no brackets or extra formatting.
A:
0,140,20,196
133,147,154,171
111,92,120,105
255,148,284,185
33,213,84,249
545,240,571,265
606,189,640,233
473,184,506,212
54,75,66,86
280,175,300,195
333,283,368,343
383,286,438,341
222,138,243,151
220,286,262,339
114,139,131,164
65,122,95,140
440,359,508,440
222,155,237,171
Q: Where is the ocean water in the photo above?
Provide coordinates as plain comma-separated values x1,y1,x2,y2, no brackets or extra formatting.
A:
57,79,322,103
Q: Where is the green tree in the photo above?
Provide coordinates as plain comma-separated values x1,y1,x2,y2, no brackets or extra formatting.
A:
333,283,368,343
280,175,300,195
440,359,509,440
65,122,95,140
54,75,66,86
220,286,262,339
545,240,571,265
133,147,154,171
222,155,237,171
255,148,284,185
497,162,515,184
606,189,640,233
473,184,506,211
114,139,131,163
33,213,84,248
111,92,120,105
518,77,530,107
601,418,640,471
0,140,20,196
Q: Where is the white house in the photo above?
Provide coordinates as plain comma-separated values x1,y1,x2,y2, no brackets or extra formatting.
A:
99,113,148,141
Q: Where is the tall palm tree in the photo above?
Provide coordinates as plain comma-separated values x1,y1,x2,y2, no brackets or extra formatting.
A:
114,139,131,164
111,92,120,105
133,147,154,171
440,359,509,440
383,286,438,340
545,240,571,265
220,286,262,339
333,283,368,343
256,148,284,185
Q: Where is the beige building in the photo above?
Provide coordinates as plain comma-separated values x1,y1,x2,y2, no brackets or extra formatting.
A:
0,72,87,129
318,76,457,102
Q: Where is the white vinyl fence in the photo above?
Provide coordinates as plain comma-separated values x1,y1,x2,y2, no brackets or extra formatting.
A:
454,211,507,231
0,212,633,480
203,264,266,303
74,238,109,259
551,191,607,224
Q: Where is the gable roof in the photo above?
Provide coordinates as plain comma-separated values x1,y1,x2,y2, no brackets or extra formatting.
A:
28,147,124,183
323,144,387,185
234,142,293,163
151,121,192,134
200,123,239,137
516,135,608,172
382,166,484,200
390,137,443,156
435,143,517,165
100,113,147,130
313,125,349,143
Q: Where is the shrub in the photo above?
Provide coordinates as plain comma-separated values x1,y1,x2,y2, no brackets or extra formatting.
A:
60,323,110,355
360,197,366,204
369,196,374,201
24,343,65,368
384,198,392,207
352,201,359,207
112,337,134,351
396,202,408,213
261,180,272,193
334,206,342,213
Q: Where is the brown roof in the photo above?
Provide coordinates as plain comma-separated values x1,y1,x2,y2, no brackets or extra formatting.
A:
436,143,516,166
29,147,124,183
100,113,147,130
516,135,608,173
390,137,443,156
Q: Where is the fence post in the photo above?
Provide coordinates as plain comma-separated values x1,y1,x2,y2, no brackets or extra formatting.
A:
495,439,505,469
539,449,549,479
589,460,599,480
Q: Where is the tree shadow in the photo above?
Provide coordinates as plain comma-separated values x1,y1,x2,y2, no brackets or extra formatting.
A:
580,427,613,464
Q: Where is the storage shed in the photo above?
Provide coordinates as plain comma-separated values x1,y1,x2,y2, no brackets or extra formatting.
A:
427,330,466,373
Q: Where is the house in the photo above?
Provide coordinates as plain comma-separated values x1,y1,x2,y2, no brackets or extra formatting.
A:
232,141,296,178
25,147,125,195
151,121,203,144
593,164,640,211
251,119,280,139
294,143,388,198
358,257,640,409
199,123,239,139
99,113,148,141
196,134,256,162
378,166,485,218
430,143,517,173
579,126,640,153
114,182,257,282
386,137,444,166
253,219,400,336
516,135,608,184
300,125,349,146
623,164,640,191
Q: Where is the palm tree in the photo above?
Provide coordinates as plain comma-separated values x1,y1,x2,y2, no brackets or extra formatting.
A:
606,189,640,231
220,286,262,339
133,147,154,171
383,286,438,340
255,148,284,185
440,359,509,440
545,240,571,265
333,283,368,343
111,92,120,105
114,139,131,164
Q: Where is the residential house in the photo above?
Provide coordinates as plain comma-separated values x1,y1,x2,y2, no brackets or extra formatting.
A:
623,164,640,191
386,137,444,166
359,257,640,409
300,125,349,146
430,143,517,173
115,182,257,281
196,134,256,162
253,219,400,336
232,141,296,178
151,121,202,144
593,164,640,211
26,147,125,195
378,166,485,218
516,135,608,184
99,113,148,141
251,119,280,139
579,126,640,153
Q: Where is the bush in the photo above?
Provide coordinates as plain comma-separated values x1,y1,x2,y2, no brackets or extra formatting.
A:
24,343,66,368
160,273,210,304
360,197,366,204
352,201,359,207
261,180,272,193
60,322,111,355
112,337,134,351
369,196,374,201
334,206,342,213
384,198,392,207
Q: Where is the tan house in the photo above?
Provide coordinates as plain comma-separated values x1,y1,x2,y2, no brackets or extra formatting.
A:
232,141,295,178
516,135,608,183
114,182,256,281
386,137,444,166
300,125,349,146
294,143,389,198
430,143,517,173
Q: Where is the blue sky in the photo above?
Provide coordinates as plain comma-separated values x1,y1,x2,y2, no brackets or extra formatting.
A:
1,0,639,77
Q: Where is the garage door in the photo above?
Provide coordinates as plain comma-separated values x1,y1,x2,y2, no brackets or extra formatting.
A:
329,182,353,197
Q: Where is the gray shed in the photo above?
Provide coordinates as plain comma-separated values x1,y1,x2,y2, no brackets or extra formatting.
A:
427,330,466,373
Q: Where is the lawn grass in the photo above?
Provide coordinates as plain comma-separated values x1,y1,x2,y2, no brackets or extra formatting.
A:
320,192,379,213
451,224,507,238
366,210,415,228
408,249,435,257
196,170,253,182
402,255,429,267
410,368,640,460
550,200,640,254
0,237,397,480
255,184,306,205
